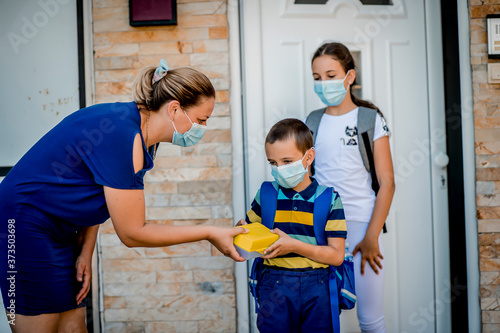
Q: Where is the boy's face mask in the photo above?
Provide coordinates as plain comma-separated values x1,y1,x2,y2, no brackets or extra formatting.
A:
271,149,312,189
313,70,351,106
171,109,207,147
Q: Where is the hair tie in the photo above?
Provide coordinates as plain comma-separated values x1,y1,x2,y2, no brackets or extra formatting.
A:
152,59,169,84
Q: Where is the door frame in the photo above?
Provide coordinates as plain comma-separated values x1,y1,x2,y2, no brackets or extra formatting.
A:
228,1,251,333
425,1,452,331
230,0,480,332
456,0,481,331
80,0,100,332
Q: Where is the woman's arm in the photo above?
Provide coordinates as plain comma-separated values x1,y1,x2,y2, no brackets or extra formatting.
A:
75,224,99,304
103,134,247,261
104,187,246,261
353,136,395,274
261,229,345,266
78,225,99,256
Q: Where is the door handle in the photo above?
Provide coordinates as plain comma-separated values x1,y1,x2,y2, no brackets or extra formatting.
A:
434,152,449,169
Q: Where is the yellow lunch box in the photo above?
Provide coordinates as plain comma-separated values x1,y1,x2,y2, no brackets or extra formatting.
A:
233,223,279,260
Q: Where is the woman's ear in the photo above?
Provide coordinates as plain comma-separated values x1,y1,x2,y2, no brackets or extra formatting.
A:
167,100,181,120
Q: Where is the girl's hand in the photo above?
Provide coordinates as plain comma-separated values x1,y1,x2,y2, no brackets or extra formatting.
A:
235,219,247,227
261,229,297,259
75,254,92,305
208,226,248,262
352,236,384,275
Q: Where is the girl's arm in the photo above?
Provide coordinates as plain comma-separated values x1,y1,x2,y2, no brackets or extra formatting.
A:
261,229,345,266
75,224,99,304
352,136,395,275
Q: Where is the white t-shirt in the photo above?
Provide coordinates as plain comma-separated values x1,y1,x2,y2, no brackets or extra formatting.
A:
312,107,390,223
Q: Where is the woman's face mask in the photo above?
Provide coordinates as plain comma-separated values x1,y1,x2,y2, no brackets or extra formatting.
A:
271,149,312,189
313,70,351,106
171,109,207,147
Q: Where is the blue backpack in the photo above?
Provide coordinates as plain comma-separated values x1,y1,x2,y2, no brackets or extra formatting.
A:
249,181,356,333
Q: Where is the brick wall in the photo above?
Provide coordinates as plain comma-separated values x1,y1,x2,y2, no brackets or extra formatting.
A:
470,1,500,332
92,1,235,332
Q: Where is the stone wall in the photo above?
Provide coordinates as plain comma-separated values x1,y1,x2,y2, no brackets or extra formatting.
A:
92,0,235,332
470,1,500,332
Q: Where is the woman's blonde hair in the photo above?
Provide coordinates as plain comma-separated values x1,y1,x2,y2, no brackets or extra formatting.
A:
132,66,215,111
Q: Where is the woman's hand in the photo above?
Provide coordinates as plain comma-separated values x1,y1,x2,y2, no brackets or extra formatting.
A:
261,229,297,259
352,236,384,275
75,253,92,305
208,226,248,262
235,219,247,227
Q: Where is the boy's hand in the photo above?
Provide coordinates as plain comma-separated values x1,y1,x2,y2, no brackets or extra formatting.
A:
261,228,297,259
235,219,248,227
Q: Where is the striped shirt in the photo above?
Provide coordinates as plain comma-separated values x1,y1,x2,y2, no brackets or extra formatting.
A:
245,179,347,269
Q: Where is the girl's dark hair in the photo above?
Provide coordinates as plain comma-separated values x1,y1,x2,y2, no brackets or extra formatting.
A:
266,118,314,154
312,42,382,115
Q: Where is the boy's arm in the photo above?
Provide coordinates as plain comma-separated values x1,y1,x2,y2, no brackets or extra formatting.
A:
236,189,262,226
262,190,347,266
262,231,345,266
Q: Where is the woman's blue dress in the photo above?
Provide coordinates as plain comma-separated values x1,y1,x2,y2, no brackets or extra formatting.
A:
0,102,153,315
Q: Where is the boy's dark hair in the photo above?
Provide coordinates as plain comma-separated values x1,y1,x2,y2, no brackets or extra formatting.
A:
265,118,314,154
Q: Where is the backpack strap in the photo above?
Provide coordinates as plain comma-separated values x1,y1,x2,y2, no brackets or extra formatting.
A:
305,108,326,143
249,181,279,313
358,107,387,233
305,108,326,176
259,181,279,228
312,185,331,246
357,107,377,174
361,131,379,195
312,186,341,333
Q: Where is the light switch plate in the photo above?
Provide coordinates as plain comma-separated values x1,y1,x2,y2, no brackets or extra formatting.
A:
487,63,500,84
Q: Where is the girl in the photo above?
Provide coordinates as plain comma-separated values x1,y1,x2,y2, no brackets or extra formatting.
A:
305,43,395,333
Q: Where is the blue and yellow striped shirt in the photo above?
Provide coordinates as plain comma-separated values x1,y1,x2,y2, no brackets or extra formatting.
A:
245,179,347,269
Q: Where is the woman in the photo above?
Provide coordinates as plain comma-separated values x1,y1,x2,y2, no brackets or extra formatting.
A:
0,60,247,332
306,43,395,333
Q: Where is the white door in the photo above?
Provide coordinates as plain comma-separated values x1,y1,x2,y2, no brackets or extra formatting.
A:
240,0,451,332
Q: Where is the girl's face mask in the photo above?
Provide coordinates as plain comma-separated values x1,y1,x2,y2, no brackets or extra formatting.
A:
313,70,351,106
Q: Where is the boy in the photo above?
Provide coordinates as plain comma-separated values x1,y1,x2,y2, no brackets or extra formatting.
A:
237,118,347,332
